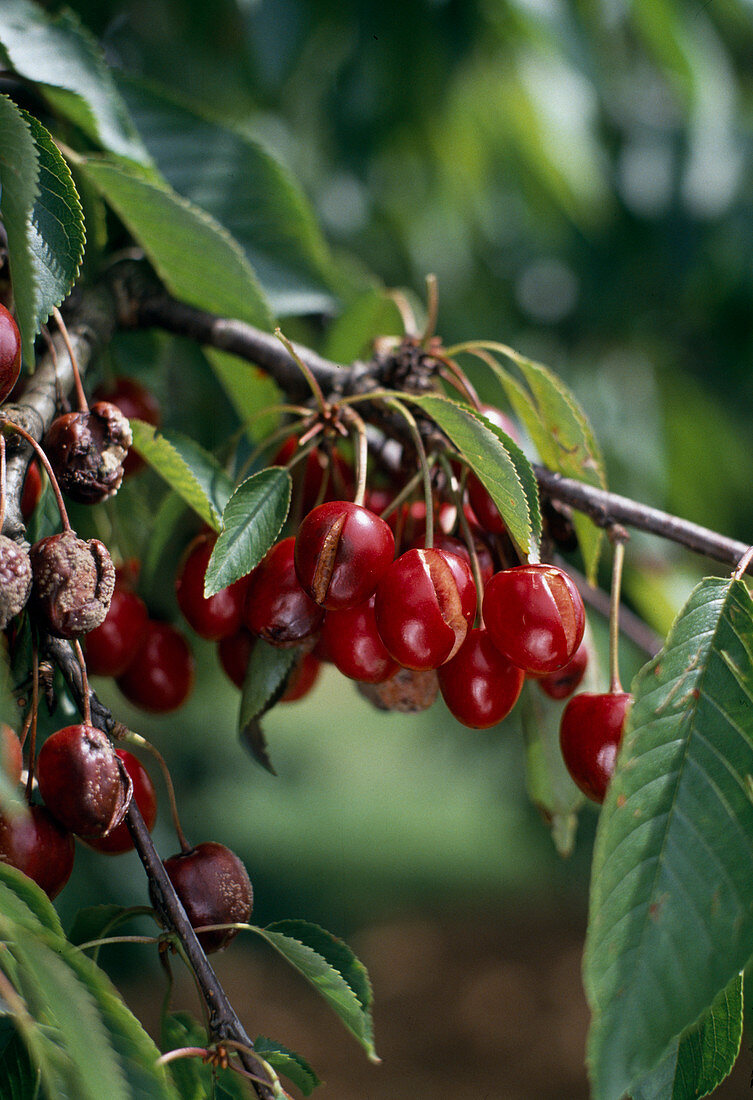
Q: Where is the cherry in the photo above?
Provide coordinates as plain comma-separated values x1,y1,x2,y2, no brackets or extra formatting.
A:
0,804,74,899
274,437,352,514
218,627,254,689
0,725,23,787
43,401,132,504
37,723,130,838
85,586,149,677
0,535,32,630
117,620,195,713
535,638,589,700
559,691,632,803
176,532,248,641
374,547,476,670
87,749,157,854
160,841,253,953
281,651,321,701
93,376,161,476
482,564,585,675
410,531,495,589
321,596,398,683
466,406,520,534
20,460,43,520
357,667,439,713
437,628,525,729
29,531,115,639
244,537,323,648
0,303,21,405
294,500,395,611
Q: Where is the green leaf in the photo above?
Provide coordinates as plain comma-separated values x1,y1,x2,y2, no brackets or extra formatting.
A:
205,469,291,597
204,349,282,443
0,865,64,939
0,95,39,367
401,393,536,559
322,287,404,362
239,641,298,763
130,420,233,531
117,76,337,316
162,1012,276,1099
585,577,753,1100
0,0,148,161
250,920,378,1062
632,972,743,1100
0,1027,41,1099
254,1036,321,1096
77,156,272,331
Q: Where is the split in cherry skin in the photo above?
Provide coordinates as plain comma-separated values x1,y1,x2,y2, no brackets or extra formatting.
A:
559,691,632,803
87,749,157,855
36,723,130,838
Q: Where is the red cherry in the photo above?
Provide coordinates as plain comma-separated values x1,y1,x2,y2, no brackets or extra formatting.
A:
93,376,161,475
374,548,477,670
20,461,43,520
218,627,254,689
482,564,585,675
0,805,74,898
410,531,494,589
437,627,525,729
176,533,248,641
559,691,632,803
0,304,21,405
1,725,23,787
117,621,195,713
85,586,149,677
87,749,157,854
281,652,321,701
244,537,323,648
321,596,399,683
535,638,589,700
37,724,130,838
274,437,352,513
294,501,395,611
161,841,253,953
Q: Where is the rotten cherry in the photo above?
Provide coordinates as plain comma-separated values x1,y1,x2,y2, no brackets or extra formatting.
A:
160,841,253,953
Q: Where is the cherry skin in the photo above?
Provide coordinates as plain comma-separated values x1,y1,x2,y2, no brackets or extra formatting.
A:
437,628,525,729
85,586,149,678
117,620,195,713
20,461,43,520
535,638,589,700
0,724,23,787
37,724,130,838
482,564,585,675
176,532,248,641
374,548,477,670
94,376,161,475
0,805,75,899
0,303,21,405
559,691,632,803
161,841,253,953
244,537,323,648
87,749,157,854
218,627,254,689
410,530,495,589
294,500,395,611
321,596,399,684
281,652,321,702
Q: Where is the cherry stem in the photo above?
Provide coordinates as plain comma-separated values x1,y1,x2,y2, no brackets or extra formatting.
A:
732,544,753,580
274,328,328,417
434,353,482,409
608,527,629,694
76,934,161,952
383,397,434,547
73,640,92,725
0,418,71,532
386,288,418,335
52,306,88,412
25,642,39,804
341,405,369,506
0,434,6,532
123,730,191,853
438,452,486,626
157,1047,212,1067
422,273,439,343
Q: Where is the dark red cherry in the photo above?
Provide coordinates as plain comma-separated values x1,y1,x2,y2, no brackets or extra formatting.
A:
37,723,131,838
410,531,494,589
482,564,585,675
374,548,476,670
176,533,248,641
161,841,253,953
437,628,525,729
321,596,398,684
20,461,43,520
93,376,161,475
294,501,395,611
274,437,352,514
116,621,195,713
0,804,74,898
244,537,323,648
559,691,632,803
0,725,23,787
87,749,157,854
281,652,321,701
535,638,589,700
218,627,254,689
0,303,21,405
29,531,115,638
43,402,132,504
85,586,149,677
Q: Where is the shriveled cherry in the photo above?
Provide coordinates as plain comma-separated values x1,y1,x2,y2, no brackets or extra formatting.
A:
483,564,585,675
294,500,395,611
374,547,476,670
176,533,248,641
87,749,157,854
281,652,321,701
44,401,132,504
0,303,21,405
29,531,115,638
117,620,195,713
438,628,525,729
93,376,161,475
357,666,439,713
0,725,23,787
160,841,253,953
85,586,149,677
37,723,131,838
535,638,589,700
559,691,632,803
244,537,323,648
0,804,74,898
321,596,398,683
0,535,32,630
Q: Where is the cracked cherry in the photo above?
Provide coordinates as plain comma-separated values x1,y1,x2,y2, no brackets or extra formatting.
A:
161,841,253,953
438,628,525,729
535,638,589,700
117,620,195,713
559,691,632,803
294,500,395,611
482,564,585,675
0,303,21,405
0,804,74,898
321,595,398,683
244,537,323,648
410,531,494,589
37,723,131,838
176,532,248,641
87,749,157,854
374,547,476,670
44,401,132,504
85,585,149,677
93,376,161,475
